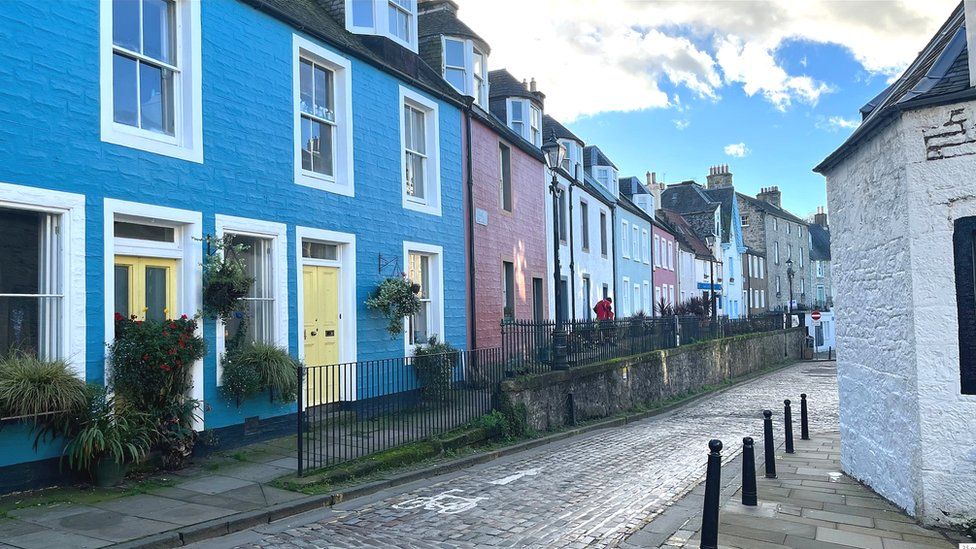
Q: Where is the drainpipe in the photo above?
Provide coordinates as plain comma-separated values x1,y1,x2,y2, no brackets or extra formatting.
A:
463,102,477,350
610,206,618,315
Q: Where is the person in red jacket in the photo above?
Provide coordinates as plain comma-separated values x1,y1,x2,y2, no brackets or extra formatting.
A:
594,297,614,320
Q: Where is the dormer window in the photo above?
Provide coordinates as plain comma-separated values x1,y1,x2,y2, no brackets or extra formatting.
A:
507,98,542,146
441,37,488,108
346,0,417,52
594,167,617,190
559,139,582,179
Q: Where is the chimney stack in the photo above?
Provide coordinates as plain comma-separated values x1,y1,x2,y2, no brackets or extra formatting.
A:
529,77,537,92
966,0,976,88
757,186,782,209
645,170,664,208
814,206,828,228
706,164,733,189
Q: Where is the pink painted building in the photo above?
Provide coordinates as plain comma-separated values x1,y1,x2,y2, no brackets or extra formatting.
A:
465,107,549,348
652,219,679,313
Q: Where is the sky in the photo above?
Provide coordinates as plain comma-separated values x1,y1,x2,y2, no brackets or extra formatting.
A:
454,0,960,218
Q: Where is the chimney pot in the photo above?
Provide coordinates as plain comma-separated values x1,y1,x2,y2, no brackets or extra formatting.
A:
530,77,537,92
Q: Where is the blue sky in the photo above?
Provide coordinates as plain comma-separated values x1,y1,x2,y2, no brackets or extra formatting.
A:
456,0,958,219
568,40,887,217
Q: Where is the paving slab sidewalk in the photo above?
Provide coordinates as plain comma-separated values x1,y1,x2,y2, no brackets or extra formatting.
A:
0,436,304,549
622,433,967,549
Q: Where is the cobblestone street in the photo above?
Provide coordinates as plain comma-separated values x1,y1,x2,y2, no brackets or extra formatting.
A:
211,361,838,549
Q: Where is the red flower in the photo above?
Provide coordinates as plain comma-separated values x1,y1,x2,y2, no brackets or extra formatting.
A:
169,322,177,329
160,364,171,372
162,330,168,336
178,340,186,349
114,312,123,321
181,314,188,320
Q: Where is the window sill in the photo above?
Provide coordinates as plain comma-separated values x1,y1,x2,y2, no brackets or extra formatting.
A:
296,171,354,197
403,198,441,217
102,123,202,163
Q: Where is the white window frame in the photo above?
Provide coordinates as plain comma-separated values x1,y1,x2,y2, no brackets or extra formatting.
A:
632,225,640,261
99,0,203,163
579,200,590,251
633,284,641,314
622,276,631,317
403,241,445,356
774,241,780,264
214,215,289,385
529,104,542,147
506,98,527,141
440,36,489,108
0,183,86,378
642,281,650,313
621,220,630,259
759,257,765,278
400,86,442,216
773,217,778,231
641,229,650,265
667,240,674,270
293,35,354,196
653,234,660,267
817,260,825,278
103,198,202,427
343,0,418,52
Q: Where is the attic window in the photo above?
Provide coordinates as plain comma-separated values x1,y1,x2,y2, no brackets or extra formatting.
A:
345,0,417,52
441,37,488,108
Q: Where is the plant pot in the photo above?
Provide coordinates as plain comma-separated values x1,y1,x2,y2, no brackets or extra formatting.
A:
93,456,128,487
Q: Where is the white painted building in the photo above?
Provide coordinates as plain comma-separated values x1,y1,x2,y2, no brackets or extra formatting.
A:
814,0,976,529
542,115,615,321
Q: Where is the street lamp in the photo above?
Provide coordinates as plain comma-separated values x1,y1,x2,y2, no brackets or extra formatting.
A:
786,258,795,317
542,132,569,370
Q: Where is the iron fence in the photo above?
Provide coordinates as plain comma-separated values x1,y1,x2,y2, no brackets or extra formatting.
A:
297,346,507,474
296,313,786,475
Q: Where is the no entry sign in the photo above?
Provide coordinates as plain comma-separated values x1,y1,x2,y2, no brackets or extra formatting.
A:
811,310,822,321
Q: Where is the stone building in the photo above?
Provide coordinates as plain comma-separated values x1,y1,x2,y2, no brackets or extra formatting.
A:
814,0,976,528
808,207,832,310
736,185,811,310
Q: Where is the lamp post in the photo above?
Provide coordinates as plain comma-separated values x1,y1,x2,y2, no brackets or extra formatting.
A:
786,258,795,318
542,133,569,370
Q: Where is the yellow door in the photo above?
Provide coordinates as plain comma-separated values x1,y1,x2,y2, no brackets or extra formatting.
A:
114,255,178,322
303,265,340,405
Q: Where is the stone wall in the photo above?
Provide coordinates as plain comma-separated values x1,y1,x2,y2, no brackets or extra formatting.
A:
500,329,805,432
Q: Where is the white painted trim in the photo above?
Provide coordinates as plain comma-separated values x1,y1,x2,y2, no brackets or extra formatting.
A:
103,198,204,428
402,241,445,356
295,227,357,400
399,86,442,216
214,215,289,385
0,182,86,378
343,0,418,53
292,34,355,196
99,0,203,162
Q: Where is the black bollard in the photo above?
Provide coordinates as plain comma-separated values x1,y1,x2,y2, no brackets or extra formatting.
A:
763,410,777,478
700,439,723,549
800,393,810,440
742,437,757,506
784,399,795,454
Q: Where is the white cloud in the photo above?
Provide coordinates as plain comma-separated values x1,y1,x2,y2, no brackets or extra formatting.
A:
816,115,862,132
724,142,750,157
453,0,956,120
673,119,691,130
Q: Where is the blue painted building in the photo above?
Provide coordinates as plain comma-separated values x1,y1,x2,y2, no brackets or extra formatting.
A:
0,0,467,482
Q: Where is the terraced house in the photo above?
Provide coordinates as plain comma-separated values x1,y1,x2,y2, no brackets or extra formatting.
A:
0,0,468,489
418,0,549,348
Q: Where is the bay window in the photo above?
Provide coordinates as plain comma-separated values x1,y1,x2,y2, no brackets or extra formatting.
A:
529,105,542,146
473,49,486,106
509,100,524,136
101,0,202,161
345,0,417,51
400,87,441,215
443,38,466,92
441,37,488,108
388,0,412,43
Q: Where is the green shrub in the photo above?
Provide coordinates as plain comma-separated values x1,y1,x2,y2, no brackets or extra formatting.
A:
201,234,253,320
220,343,299,404
0,353,88,444
474,403,529,442
413,337,457,402
63,386,155,471
110,314,205,469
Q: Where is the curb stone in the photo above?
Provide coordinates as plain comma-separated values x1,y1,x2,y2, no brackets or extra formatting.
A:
119,359,806,548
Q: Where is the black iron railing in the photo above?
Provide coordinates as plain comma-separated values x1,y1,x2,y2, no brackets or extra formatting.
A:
297,346,507,474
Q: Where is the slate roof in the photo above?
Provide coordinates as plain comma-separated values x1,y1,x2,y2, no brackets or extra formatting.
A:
488,69,541,103
809,223,831,261
542,114,585,145
701,186,735,244
660,181,719,215
815,2,975,172
583,145,618,170
618,176,651,196
736,192,806,225
580,171,617,209
417,0,490,53
240,0,464,105
616,194,654,224
658,209,716,261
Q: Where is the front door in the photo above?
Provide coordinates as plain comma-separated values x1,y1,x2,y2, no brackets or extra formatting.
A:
114,255,178,322
302,265,340,405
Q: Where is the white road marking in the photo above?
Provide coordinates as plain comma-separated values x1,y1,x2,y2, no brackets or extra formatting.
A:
488,467,542,485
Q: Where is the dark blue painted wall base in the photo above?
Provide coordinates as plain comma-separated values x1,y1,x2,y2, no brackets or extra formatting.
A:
0,457,84,496
193,412,299,458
